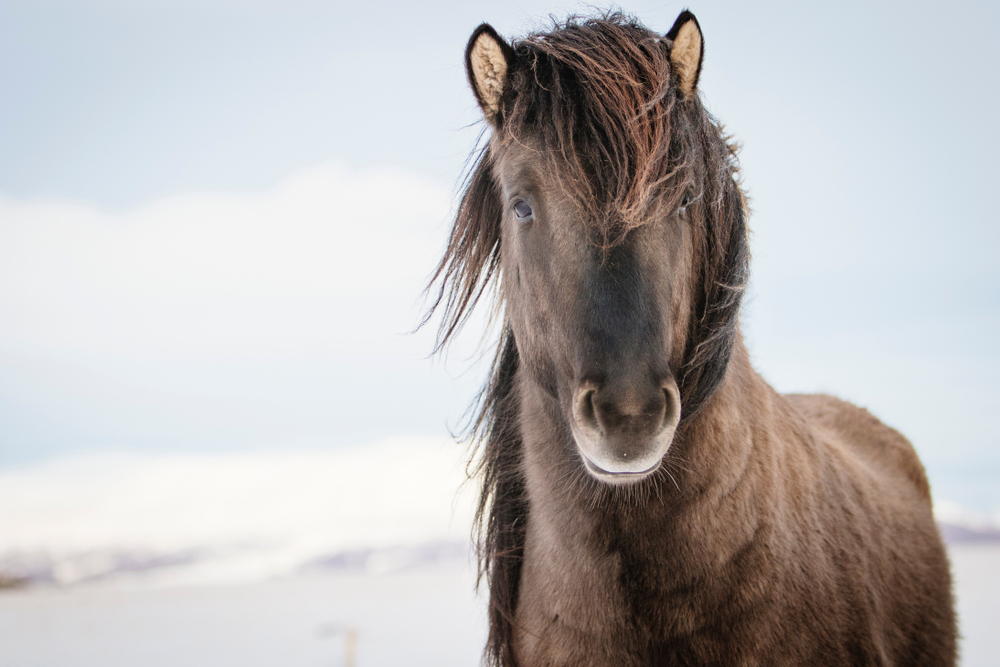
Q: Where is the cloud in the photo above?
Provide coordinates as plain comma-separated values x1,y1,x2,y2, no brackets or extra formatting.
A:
0,161,452,361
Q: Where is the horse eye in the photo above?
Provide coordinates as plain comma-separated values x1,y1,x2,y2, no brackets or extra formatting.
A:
677,195,691,216
513,200,534,221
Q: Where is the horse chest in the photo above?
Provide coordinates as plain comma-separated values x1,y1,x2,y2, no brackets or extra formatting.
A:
512,513,770,666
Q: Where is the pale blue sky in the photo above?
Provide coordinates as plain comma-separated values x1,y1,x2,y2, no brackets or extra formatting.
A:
1,0,998,511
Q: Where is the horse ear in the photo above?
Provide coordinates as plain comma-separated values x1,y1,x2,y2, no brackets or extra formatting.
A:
666,11,704,98
466,24,515,124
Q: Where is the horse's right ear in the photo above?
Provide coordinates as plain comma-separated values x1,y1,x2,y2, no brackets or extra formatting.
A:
466,24,515,125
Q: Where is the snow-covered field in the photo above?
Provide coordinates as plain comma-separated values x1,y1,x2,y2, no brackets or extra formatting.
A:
0,565,486,667
0,438,996,666
0,437,476,589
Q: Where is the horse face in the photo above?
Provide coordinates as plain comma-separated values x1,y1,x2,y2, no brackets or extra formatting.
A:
493,141,692,484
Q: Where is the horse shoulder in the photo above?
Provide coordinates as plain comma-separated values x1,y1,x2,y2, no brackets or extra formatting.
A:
766,392,955,665
782,392,932,504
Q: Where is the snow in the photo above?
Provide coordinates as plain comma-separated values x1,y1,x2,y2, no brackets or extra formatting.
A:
0,437,476,587
0,566,487,667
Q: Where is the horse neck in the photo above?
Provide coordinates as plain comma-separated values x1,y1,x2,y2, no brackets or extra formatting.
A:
673,336,776,508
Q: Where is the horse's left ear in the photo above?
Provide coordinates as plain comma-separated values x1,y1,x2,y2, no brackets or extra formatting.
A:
466,24,515,125
666,11,704,98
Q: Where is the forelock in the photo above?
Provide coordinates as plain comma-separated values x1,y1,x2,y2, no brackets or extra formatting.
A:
499,13,697,247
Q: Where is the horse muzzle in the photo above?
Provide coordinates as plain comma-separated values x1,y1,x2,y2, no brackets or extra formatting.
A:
570,375,682,484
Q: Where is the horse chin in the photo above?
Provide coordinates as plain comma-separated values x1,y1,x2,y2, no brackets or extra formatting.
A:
580,453,662,485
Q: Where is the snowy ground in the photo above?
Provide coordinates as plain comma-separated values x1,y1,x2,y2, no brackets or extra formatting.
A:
0,438,996,666
0,565,486,667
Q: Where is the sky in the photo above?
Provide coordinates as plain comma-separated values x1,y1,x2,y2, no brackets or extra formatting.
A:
0,0,998,511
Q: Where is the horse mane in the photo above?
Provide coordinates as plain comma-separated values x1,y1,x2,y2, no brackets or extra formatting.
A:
424,13,749,666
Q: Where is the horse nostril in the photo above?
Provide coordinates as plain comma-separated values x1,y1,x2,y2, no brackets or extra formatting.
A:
579,389,597,425
572,386,601,437
661,378,682,431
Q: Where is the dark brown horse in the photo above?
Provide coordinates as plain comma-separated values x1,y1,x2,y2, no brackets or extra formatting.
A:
427,11,955,666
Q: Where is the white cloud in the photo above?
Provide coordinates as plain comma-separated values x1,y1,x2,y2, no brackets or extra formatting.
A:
0,162,453,361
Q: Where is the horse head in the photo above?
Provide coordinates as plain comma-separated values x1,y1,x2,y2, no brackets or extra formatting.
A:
458,13,744,484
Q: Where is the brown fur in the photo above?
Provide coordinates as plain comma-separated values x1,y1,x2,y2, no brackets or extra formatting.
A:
426,12,955,667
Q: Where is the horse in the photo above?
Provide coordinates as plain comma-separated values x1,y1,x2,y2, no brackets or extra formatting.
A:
426,11,956,666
